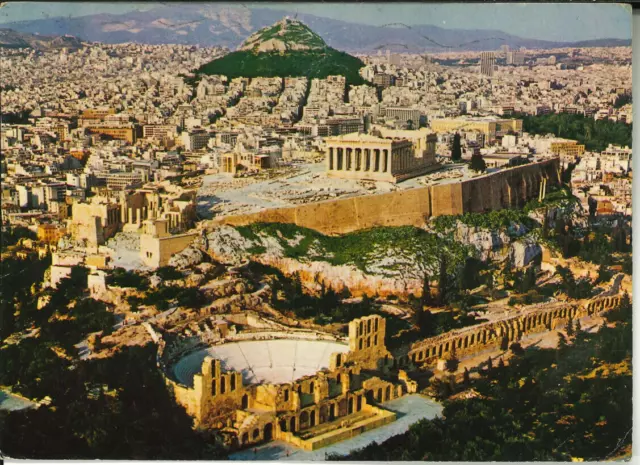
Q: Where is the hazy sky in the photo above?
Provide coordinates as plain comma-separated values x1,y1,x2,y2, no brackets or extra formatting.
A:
0,2,632,42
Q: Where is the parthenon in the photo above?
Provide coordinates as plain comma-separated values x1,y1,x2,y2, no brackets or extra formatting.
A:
325,131,439,183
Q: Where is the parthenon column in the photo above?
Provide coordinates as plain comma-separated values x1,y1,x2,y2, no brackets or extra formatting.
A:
384,149,391,173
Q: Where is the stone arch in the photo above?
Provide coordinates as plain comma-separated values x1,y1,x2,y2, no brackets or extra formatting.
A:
320,405,329,423
338,398,348,417
242,432,249,445
264,423,273,441
252,428,260,440
279,419,287,432
299,411,309,429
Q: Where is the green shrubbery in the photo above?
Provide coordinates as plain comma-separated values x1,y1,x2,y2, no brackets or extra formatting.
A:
238,223,474,278
197,49,367,86
431,210,538,235
107,268,149,290
518,112,632,152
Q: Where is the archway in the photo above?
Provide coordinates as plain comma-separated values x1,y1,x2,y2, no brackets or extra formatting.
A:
338,398,348,416
279,419,287,432
289,417,296,432
385,385,391,401
310,411,316,427
252,428,260,440
330,403,336,420
264,423,273,441
300,411,309,430
320,405,329,423
242,432,249,445
241,394,249,409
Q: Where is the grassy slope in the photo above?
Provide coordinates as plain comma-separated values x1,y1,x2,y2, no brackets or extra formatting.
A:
236,223,475,277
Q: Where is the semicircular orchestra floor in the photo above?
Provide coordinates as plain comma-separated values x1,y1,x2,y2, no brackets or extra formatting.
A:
172,339,350,387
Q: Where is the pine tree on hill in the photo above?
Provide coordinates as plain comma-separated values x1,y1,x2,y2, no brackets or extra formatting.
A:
470,152,487,173
450,133,462,162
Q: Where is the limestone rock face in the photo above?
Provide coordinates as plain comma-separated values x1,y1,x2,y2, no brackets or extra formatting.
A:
528,200,587,230
510,239,542,268
238,17,327,53
205,226,257,265
149,274,163,288
186,273,206,287
169,246,205,269
453,221,528,263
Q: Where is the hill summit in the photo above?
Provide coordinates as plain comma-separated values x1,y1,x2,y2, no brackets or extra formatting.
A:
238,17,326,53
196,17,367,85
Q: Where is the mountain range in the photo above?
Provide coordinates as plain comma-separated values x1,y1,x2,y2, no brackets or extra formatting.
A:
1,4,630,52
0,28,83,51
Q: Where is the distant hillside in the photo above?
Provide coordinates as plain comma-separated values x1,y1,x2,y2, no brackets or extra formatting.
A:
0,28,83,50
1,4,630,52
197,18,366,85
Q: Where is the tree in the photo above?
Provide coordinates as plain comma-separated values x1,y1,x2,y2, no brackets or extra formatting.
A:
450,133,462,162
445,350,459,373
566,318,575,338
502,255,514,289
470,153,487,173
421,273,432,307
509,342,525,356
596,263,612,284
542,208,550,239
437,253,449,306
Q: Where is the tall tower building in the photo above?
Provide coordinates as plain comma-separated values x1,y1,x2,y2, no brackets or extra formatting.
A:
480,51,496,77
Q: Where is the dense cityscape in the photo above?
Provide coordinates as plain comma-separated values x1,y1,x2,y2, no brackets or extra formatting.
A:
0,4,633,462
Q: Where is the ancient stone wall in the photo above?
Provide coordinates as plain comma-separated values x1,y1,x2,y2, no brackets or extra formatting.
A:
212,159,560,235
394,294,622,370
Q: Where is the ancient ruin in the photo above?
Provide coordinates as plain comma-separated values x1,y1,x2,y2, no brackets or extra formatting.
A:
152,292,622,452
